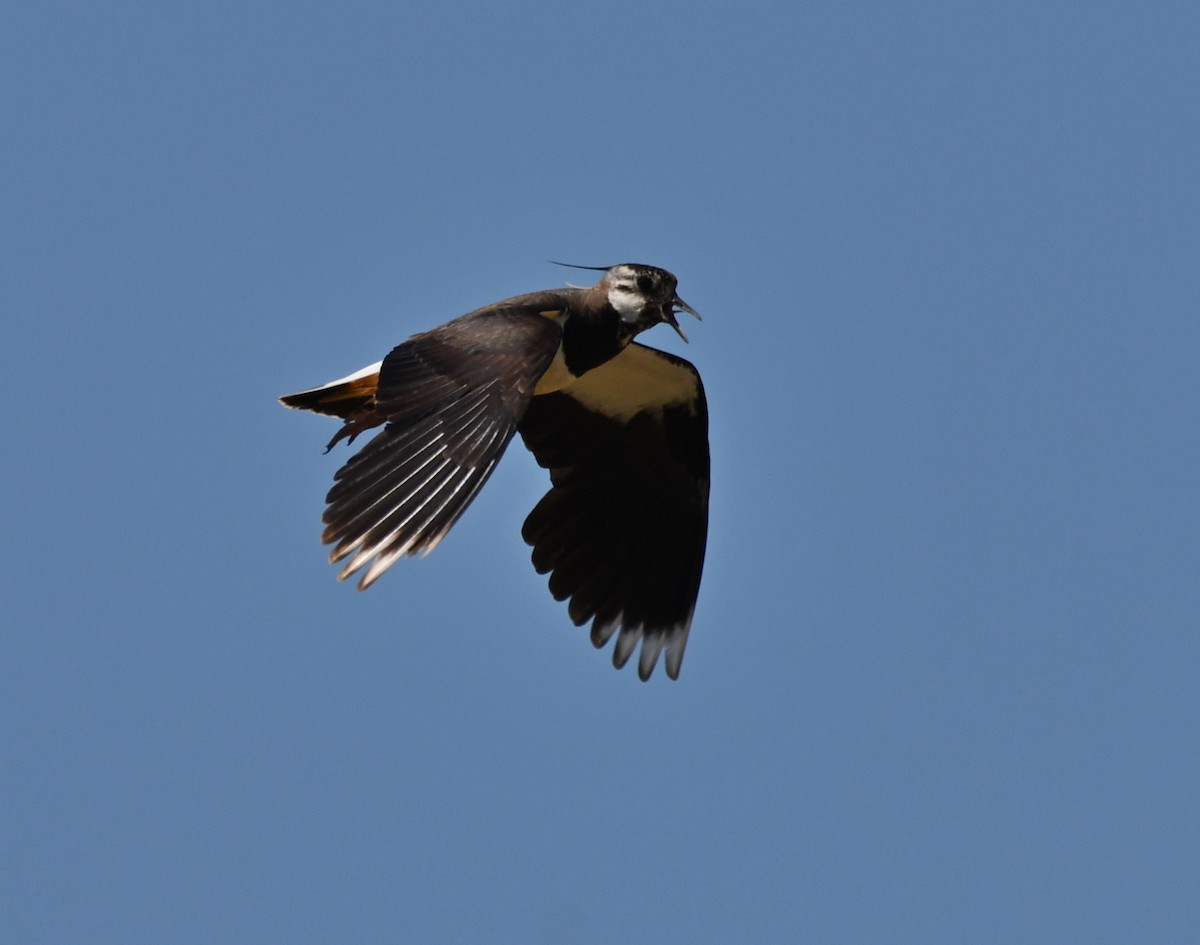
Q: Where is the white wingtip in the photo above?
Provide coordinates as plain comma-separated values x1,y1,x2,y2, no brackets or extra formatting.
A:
612,624,641,669
663,620,692,680
638,634,665,680
592,612,694,680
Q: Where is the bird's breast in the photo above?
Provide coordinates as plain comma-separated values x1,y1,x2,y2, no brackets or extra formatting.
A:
533,348,575,395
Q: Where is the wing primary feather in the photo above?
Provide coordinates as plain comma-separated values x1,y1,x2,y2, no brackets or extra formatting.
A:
326,392,495,541
637,634,665,681
323,379,518,575
612,624,641,670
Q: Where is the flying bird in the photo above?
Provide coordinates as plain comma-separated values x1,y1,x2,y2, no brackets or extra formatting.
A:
279,263,709,680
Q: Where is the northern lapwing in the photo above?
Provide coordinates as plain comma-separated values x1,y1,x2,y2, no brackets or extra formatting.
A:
280,263,709,679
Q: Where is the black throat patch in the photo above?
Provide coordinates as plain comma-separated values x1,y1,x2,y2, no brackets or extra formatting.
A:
561,306,629,377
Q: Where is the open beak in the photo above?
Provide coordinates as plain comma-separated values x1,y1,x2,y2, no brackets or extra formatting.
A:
665,295,702,342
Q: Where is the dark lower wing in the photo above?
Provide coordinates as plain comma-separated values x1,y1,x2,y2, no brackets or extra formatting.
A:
322,310,562,589
519,343,710,680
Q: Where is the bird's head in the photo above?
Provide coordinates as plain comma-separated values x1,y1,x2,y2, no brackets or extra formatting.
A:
601,263,702,342
551,261,702,342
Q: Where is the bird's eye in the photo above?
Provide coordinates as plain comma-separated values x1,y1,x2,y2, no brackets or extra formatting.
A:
636,274,653,292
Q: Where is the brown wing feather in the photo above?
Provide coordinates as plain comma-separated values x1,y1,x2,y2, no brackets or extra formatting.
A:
322,309,563,589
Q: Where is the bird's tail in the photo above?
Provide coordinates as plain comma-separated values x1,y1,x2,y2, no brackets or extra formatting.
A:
279,361,384,450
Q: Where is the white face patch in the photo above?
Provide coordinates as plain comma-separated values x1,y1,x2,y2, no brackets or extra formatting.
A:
606,281,645,323
603,264,676,325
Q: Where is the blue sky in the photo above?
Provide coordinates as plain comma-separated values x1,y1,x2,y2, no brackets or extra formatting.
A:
4,1,1199,942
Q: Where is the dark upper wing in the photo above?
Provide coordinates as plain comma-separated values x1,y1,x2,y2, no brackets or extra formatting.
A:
323,304,563,589
518,342,709,680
